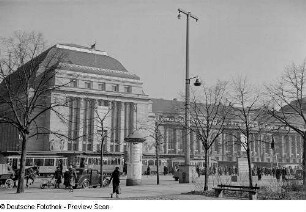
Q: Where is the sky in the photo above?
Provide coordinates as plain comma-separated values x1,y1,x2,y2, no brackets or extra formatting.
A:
1,0,306,100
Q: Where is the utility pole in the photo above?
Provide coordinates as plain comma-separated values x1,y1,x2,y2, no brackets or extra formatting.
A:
178,8,199,183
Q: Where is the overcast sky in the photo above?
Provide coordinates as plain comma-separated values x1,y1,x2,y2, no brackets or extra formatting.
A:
1,0,306,100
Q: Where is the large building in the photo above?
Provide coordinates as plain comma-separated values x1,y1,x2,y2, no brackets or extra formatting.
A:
149,98,303,169
0,44,153,171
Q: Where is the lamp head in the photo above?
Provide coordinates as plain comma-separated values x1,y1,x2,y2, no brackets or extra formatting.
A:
194,78,201,86
178,13,181,19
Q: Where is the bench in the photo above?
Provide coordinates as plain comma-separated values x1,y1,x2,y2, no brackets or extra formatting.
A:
213,184,260,200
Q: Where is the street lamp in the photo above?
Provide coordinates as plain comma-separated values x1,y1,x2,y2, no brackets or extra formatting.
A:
177,8,200,183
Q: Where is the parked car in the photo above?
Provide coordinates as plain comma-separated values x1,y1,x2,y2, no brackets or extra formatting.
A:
74,168,102,189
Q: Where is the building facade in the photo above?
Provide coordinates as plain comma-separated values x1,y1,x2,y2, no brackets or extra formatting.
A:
0,44,152,169
149,98,303,169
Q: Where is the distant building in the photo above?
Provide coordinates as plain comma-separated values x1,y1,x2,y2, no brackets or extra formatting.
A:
148,98,303,170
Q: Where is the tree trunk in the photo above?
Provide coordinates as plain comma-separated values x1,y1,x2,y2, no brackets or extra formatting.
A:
203,148,209,191
246,147,253,188
100,143,104,188
156,148,159,185
155,125,159,185
303,136,306,191
17,134,28,193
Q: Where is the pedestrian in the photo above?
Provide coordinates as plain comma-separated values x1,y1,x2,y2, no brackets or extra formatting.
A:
123,163,127,175
257,167,262,181
109,167,121,198
275,167,281,182
53,166,62,188
272,167,276,177
63,169,70,189
146,165,151,176
196,166,200,177
163,166,168,175
68,165,77,192
281,167,287,181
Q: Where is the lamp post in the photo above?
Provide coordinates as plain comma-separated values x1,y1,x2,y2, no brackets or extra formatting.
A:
178,8,200,183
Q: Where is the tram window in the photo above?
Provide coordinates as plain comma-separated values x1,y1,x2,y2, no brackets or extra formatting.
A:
34,159,44,166
117,158,121,165
103,159,108,165
111,158,116,165
45,159,55,166
142,160,148,166
88,158,93,165
56,159,65,167
13,159,18,169
148,160,154,166
26,158,34,166
154,160,162,166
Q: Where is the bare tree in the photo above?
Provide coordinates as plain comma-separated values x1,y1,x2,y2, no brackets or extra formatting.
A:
228,76,265,191
189,81,231,191
139,117,164,185
94,102,112,187
265,62,306,191
0,31,67,193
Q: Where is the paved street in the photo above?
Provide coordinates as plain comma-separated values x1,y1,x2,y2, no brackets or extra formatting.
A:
0,174,279,200
0,175,220,200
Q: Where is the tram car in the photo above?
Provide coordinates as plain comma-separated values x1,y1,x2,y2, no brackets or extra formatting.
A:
74,153,124,175
6,155,68,176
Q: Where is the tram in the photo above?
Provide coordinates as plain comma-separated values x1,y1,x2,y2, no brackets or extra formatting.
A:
75,154,124,175
6,155,68,176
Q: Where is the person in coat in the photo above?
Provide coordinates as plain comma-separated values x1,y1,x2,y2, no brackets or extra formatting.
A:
109,167,120,198
68,165,77,192
63,169,70,189
281,167,287,181
53,166,63,188
275,167,281,182
146,165,151,176
257,167,262,181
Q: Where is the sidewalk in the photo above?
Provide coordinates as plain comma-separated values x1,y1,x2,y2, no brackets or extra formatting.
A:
0,175,219,200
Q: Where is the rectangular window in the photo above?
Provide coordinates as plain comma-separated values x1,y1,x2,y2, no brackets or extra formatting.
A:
34,158,44,166
70,79,78,87
112,84,119,92
98,83,106,91
124,86,131,93
45,159,55,166
98,100,109,107
85,81,92,89
25,158,34,166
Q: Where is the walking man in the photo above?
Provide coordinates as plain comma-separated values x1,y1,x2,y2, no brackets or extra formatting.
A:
109,167,120,198
53,167,62,188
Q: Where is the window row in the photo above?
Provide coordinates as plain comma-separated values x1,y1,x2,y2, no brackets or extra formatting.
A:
70,79,132,93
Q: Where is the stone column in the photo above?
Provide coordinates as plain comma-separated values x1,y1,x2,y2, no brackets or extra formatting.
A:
79,98,85,151
293,135,297,160
281,135,285,163
119,101,125,152
299,136,303,162
92,99,98,152
221,133,225,161
174,128,178,154
262,135,266,162
164,126,168,154
288,135,292,163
